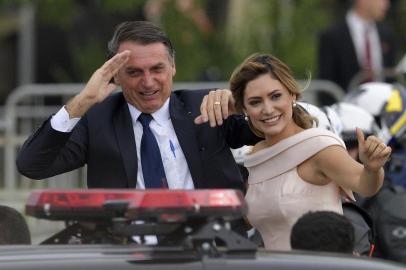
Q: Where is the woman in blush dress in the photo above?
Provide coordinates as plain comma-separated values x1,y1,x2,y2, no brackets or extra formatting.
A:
228,53,391,251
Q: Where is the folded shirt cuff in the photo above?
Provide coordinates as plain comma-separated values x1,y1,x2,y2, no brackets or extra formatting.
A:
50,106,80,132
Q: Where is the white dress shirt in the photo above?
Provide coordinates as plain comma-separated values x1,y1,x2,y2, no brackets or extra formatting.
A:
346,10,383,80
50,99,195,190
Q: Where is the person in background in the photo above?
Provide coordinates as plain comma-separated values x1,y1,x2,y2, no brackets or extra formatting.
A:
290,211,355,254
16,21,260,192
198,53,391,251
318,0,395,92
0,205,31,245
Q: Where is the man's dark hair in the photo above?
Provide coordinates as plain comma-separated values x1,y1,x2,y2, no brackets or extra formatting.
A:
107,21,175,61
291,211,355,253
0,205,31,244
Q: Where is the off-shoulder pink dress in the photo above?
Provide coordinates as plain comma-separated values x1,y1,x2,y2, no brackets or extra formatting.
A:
244,128,355,251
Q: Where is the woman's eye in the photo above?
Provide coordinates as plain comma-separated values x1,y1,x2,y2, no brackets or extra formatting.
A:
271,93,281,100
248,100,260,106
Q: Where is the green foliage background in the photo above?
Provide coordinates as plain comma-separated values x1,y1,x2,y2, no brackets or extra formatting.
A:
0,0,405,87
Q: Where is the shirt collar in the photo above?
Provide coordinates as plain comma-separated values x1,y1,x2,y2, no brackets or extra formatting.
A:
347,10,375,30
127,98,171,127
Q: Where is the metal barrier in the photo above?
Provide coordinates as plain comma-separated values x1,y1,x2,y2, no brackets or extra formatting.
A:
2,80,344,191
3,84,86,190
299,79,345,105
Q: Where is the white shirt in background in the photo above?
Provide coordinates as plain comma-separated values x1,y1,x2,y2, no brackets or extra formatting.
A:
346,10,383,80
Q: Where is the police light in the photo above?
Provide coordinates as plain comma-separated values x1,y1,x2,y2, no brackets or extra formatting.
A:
25,189,246,221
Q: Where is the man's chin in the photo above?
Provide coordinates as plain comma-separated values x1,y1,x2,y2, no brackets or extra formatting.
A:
140,104,162,114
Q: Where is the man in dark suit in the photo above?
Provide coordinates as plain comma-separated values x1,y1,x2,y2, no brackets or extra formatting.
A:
16,21,260,191
318,0,396,92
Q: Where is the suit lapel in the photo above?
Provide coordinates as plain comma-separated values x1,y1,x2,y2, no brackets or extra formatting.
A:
113,98,138,188
344,22,361,69
169,94,204,188
376,24,393,66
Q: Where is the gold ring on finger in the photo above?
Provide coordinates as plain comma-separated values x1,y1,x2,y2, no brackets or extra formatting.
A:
214,101,221,105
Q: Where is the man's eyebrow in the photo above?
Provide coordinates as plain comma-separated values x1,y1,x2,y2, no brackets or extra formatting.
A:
124,67,142,72
152,62,165,68
124,63,166,71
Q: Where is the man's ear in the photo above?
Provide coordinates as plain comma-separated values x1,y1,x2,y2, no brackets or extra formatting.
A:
172,65,176,77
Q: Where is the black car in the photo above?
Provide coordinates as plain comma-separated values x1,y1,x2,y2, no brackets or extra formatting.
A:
1,244,406,270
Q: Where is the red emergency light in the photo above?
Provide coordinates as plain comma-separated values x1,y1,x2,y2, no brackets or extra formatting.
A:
25,189,246,221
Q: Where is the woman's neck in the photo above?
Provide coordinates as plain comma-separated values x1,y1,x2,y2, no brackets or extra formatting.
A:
264,123,304,147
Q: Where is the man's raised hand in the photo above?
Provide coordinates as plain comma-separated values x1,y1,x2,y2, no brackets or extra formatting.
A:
66,50,130,118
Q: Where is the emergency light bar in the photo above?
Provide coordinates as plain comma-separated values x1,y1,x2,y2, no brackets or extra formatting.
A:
25,189,246,221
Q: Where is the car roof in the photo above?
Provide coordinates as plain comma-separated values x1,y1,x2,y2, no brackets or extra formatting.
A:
0,245,405,270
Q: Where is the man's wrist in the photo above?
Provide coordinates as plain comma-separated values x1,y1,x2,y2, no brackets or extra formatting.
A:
66,94,94,118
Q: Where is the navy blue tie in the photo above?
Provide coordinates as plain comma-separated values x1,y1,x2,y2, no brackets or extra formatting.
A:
138,113,168,188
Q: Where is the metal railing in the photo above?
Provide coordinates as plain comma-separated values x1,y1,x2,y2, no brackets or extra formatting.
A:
1,80,344,190
3,84,86,190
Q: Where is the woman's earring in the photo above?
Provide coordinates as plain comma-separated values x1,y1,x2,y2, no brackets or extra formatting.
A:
292,101,297,108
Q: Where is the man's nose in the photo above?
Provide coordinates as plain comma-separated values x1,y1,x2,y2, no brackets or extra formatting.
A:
141,73,154,88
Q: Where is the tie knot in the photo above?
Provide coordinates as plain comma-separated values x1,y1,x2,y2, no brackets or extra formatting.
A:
138,113,153,127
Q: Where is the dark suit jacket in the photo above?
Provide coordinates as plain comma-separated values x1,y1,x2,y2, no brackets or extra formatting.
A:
16,89,260,191
318,20,396,91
